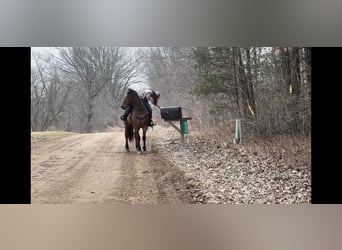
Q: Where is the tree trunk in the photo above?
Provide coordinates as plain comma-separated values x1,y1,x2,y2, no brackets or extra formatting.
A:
280,47,291,93
232,48,242,118
291,47,301,97
246,48,256,119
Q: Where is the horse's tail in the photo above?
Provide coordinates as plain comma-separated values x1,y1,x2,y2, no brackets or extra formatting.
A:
128,124,134,142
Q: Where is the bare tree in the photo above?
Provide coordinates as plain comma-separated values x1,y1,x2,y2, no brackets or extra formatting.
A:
139,47,196,116
57,47,138,132
191,47,311,137
31,53,70,131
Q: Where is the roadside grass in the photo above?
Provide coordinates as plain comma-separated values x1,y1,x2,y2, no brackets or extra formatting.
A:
31,131,77,143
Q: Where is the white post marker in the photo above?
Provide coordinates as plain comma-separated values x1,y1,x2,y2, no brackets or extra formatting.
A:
234,119,242,144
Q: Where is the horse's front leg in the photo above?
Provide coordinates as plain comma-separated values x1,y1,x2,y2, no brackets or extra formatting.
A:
142,129,147,152
124,124,130,152
135,129,142,152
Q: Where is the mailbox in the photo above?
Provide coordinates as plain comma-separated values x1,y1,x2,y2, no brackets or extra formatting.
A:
160,106,182,120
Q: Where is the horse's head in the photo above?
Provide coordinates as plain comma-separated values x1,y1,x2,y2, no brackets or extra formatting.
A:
121,95,130,110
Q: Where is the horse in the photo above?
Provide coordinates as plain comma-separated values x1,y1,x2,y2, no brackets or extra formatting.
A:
120,88,158,152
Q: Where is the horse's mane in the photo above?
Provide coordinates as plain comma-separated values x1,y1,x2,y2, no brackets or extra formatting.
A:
125,88,146,111
127,88,138,96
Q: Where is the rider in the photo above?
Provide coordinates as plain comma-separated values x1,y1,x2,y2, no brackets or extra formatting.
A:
120,88,160,127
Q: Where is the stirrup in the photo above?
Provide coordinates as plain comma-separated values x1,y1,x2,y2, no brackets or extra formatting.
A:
120,115,127,121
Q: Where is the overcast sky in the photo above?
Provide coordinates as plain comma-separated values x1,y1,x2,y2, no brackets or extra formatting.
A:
31,47,59,57
31,47,152,90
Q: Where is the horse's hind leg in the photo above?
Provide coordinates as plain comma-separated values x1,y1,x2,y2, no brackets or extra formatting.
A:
135,130,142,152
125,137,130,152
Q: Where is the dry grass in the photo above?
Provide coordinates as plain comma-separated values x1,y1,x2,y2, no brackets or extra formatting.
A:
237,134,311,171
188,125,311,171
31,131,77,143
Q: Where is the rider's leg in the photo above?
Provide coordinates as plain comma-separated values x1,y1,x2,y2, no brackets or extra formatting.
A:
120,106,132,120
141,98,154,126
146,102,153,126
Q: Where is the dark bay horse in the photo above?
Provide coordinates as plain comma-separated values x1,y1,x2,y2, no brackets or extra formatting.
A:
121,89,158,152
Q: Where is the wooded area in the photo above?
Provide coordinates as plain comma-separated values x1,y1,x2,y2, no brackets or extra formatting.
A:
31,47,311,139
